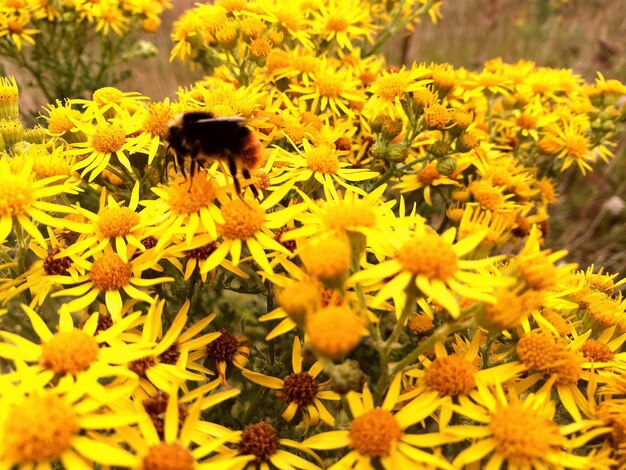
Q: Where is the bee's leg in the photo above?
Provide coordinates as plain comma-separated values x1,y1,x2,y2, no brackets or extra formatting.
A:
242,168,259,200
227,155,242,197
177,151,186,179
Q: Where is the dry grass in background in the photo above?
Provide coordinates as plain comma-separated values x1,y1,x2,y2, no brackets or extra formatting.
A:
10,0,626,275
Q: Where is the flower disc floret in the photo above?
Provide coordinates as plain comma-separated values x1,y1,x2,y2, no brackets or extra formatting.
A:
97,207,140,237
488,401,564,463
424,355,477,396
516,331,558,370
581,340,614,362
3,393,79,464
166,175,217,215
206,329,238,362
220,199,265,240
301,237,351,284
282,372,319,406
91,123,126,153
142,443,195,470
396,233,458,280
90,253,131,291
41,330,99,374
306,145,340,174
238,422,279,463
0,173,33,216
349,409,402,457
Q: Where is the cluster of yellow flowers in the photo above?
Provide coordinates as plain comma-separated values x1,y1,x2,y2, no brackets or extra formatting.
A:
0,0,626,468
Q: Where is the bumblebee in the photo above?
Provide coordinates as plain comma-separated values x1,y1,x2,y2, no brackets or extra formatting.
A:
165,111,262,197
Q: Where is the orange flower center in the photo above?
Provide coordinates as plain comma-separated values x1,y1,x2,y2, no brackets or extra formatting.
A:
396,233,458,280
90,253,131,291
349,409,402,457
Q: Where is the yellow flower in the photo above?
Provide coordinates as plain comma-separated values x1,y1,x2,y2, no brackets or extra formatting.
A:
0,10,39,50
0,156,84,246
313,0,374,50
0,383,139,469
0,75,19,119
289,60,365,117
271,138,378,197
445,382,608,469
67,110,151,181
243,337,341,426
351,218,505,318
197,185,305,275
0,304,144,388
304,373,452,469
366,65,432,119
51,246,172,320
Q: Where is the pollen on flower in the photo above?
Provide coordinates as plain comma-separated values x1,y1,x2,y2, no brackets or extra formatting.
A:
143,103,173,137
417,162,440,186
306,145,340,174
282,372,319,406
97,207,140,238
300,237,351,285
91,123,126,153
238,422,279,463
142,443,195,470
47,106,81,135
376,73,411,101
0,173,34,216
488,400,565,464
396,233,458,280
515,251,557,290
349,409,403,457
316,72,344,98
580,339,615,362
93,87,124,107
323,200,376,231
220,199,265,240
166,174,217,215
41,330,99,374
516,331,558,371
306,305,363,358
424,355,477,396
424,103,451,128
206,329,238,362
90,253,132,291
250,37,272,58
469,180,505,211
407,313,434,335
3,393,79,464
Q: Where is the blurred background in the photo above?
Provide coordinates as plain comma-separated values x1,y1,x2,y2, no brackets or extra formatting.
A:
9,0,626,274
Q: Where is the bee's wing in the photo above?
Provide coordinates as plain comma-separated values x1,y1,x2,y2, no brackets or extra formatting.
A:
193,116,246,124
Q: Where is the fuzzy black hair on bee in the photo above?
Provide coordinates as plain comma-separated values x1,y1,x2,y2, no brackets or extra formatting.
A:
165,111,262,198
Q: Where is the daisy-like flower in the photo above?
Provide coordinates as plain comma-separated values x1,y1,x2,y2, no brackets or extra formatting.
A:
161,233,249,283
0,156,85,246
199,327,250,385
71,86,150,120
113,384,252,469
351,219,505,318
0,305,144,394
117,299,214,398
304,373,452,469
199,185,304,275
270,138,379,198
444,381,610,469
0,382,140,469
50,245,173,320
394,160,460,206
0,10,39,50
550,121,598,174
66,109,151,181
402,333,525,428
312,0,374,50
243,337,341,426
142,170,225,249
218,420,323,470
3,226,85,306
289,60,365,117
365,65,432,119
66,183,147,262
